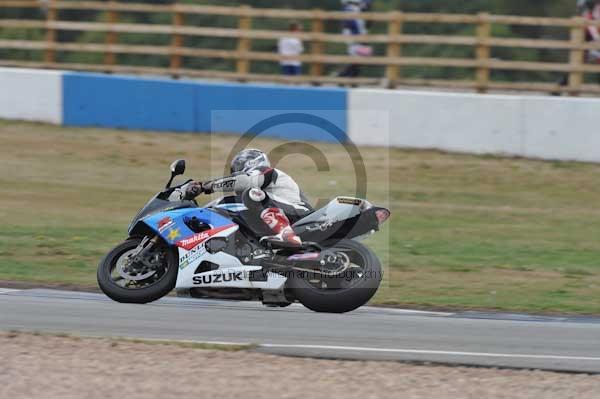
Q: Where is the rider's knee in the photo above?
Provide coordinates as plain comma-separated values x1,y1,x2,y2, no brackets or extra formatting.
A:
241,188,268,211
248,188,266,202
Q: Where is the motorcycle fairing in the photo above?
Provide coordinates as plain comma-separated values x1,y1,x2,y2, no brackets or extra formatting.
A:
293,197,386,241
142,208,235,246
213,203,248,212
176,224,239,272
292,197,371,228
175,252,287,290
137,206,287,291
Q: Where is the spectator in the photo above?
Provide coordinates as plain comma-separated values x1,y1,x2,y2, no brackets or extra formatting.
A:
578,0,600,64
557,0,600,91
278,22,304,76
339,0,373,78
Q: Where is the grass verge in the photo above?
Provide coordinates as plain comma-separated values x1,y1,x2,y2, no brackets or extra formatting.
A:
1,120,599,313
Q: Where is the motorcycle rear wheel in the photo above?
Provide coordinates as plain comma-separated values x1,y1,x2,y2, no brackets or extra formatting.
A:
97,237,178,304
287,239,382,313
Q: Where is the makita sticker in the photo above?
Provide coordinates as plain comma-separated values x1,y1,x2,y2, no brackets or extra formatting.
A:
178,231,211,250
175,224,236,250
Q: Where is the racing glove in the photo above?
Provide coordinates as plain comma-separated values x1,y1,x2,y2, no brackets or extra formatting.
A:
183,181,204,200
202,180,214,194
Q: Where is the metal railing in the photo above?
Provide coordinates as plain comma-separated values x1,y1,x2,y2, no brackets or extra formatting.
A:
1,0,600,94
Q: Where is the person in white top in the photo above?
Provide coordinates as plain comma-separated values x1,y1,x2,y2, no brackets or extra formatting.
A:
278,22,304,76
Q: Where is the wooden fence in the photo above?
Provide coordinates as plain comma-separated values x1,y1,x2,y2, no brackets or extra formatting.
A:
1,0,600,95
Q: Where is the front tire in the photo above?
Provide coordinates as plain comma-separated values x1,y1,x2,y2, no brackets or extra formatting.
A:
97,237,178,304
287,239,382,313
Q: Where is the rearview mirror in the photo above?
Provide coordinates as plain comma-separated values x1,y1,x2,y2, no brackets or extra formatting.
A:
166,160,186,189
170,159,186,176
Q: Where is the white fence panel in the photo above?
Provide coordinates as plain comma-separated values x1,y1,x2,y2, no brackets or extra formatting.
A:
349,89,600,162
0,68,63,124
520,97,599,162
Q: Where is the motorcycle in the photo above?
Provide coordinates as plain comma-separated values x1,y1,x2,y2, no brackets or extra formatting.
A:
97,160,390,313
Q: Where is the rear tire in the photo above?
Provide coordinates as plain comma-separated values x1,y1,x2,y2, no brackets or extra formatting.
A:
97,237,178,304
287,239,382,313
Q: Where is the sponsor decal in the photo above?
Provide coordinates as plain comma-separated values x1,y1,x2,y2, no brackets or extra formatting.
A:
176,224,237,251
305,220,334,232
158,216,175,233
179,244,207,270
212,179,235,191
193,271,244,285
215,203,248,212
337,197,363,206
167,228,181,241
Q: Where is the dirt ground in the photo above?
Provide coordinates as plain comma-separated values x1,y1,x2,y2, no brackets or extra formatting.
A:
1,332,599,399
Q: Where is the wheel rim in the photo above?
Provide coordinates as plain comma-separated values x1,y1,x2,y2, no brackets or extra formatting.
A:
303,246,368,292
109,242,170,290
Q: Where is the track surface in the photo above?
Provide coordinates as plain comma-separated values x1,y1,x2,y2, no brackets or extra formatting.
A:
1,288,600,373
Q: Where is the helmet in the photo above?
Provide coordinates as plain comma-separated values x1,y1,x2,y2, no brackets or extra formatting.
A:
230,149,270,174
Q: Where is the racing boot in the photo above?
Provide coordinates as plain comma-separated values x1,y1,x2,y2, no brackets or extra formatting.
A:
260,207,302,248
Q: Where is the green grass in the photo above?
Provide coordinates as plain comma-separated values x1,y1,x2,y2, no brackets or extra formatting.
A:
1,120,600,314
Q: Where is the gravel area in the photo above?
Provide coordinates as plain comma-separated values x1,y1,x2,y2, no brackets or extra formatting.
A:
1,332,599,399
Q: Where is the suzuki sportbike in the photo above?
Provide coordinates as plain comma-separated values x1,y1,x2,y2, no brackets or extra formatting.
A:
97,160,390,313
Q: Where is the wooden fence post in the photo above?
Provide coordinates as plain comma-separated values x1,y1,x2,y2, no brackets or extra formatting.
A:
385,11,403,89
170,3,184,79
236,6,252,78
310,10,324,80
44,0,57,65
475,12,491,93
104,0,119,71
568,16,585,96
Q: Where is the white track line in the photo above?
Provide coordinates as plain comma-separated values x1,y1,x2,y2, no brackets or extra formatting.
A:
365,307,454,316
10,332,600,363
259,343,600,362
116,338,600,362
0,289,22,295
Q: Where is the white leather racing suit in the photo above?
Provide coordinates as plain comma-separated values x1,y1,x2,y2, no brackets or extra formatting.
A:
173,166,313,222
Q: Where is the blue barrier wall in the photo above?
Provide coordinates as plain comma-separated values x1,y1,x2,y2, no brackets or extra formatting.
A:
63,73,197,132
63,72,348,142
195,82,347,143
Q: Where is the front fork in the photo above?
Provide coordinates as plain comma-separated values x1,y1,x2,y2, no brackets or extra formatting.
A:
131,236,160,269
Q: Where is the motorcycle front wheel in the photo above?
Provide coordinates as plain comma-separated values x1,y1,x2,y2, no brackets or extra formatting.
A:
286,239,382,313
97,236,178,304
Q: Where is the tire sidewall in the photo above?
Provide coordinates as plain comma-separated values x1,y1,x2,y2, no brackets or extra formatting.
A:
287,239,383,313
97,238,178,304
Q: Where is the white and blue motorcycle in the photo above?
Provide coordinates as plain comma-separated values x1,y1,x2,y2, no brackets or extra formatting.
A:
97,160,390,313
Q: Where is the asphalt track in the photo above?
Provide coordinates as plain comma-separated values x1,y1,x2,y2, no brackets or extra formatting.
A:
1,288,600,373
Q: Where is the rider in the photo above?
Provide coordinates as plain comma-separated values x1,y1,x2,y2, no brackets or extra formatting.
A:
180,149,312,247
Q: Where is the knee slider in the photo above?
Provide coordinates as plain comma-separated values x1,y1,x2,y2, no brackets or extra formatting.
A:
248,188,266,202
